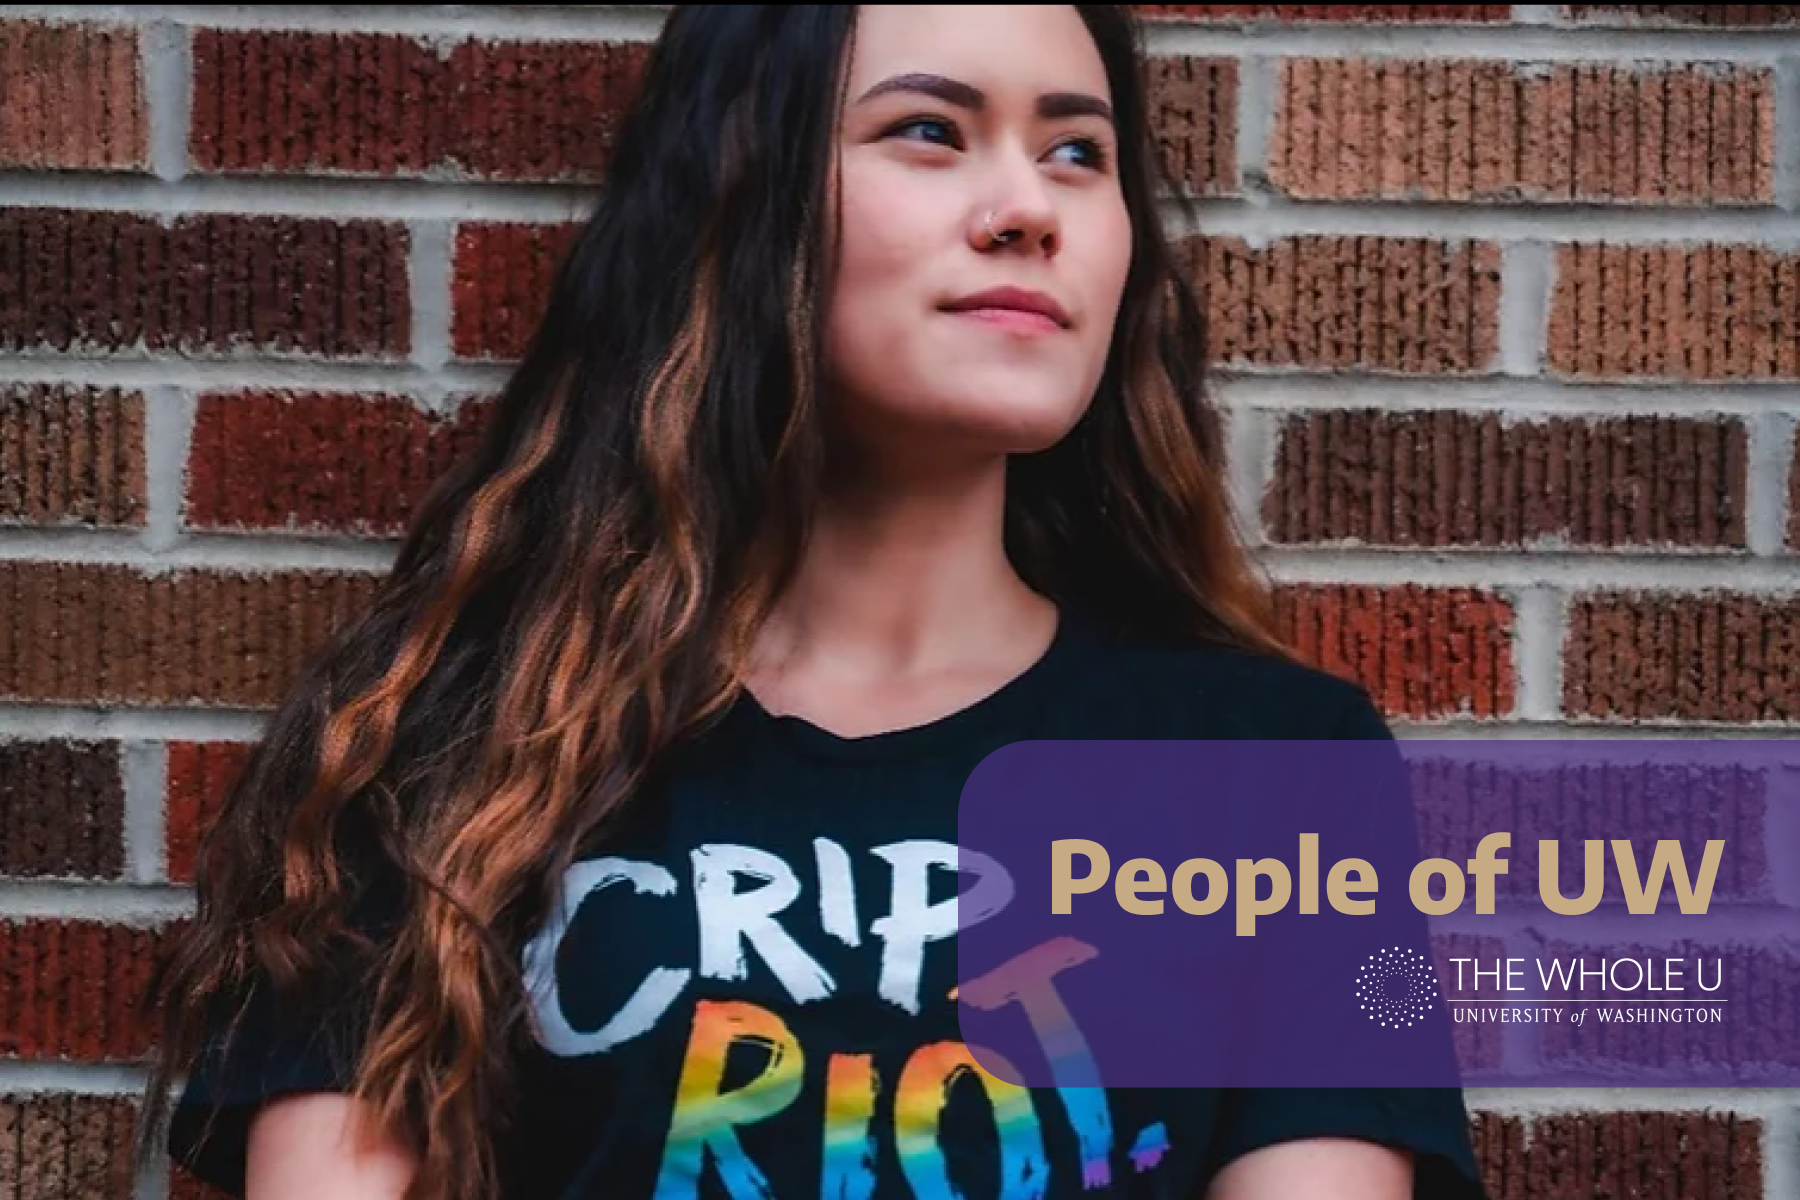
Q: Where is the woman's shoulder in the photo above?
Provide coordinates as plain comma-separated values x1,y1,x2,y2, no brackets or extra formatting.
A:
1057,611,1389,741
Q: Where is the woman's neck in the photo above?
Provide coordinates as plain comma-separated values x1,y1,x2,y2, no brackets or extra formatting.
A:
749,454,1056,707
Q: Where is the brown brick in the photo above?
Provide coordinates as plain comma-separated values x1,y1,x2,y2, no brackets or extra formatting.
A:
0,740,123,880
1550,243,1800,381
186,392,494,535
0,209,409,359
1272,60,1773,206
1468,1110,1762,1198
1266,411,1747,549
0,21,147,173
1135,5,1508,20
1274,585,1515,719
1792,435,1800,550
1146,57,1237,195
451,222,582,361
191,30,649,182
0,562,382,708
1566,4,1799,25
165,741,252,885
0,1093,138,1199
1565,592,1800,722
1184,236,1501,374
0,920,165,1061
0,385,146,528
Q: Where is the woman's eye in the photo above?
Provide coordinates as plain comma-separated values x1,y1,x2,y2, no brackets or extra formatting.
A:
889,117,960,148
1051,137,1110,171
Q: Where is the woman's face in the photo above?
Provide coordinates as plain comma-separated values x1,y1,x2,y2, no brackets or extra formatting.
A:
824,5,1133,462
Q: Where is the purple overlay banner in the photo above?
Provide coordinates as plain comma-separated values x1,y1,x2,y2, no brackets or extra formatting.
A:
953,740,1800,1089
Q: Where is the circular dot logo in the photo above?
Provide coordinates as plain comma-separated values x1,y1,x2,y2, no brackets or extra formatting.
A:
1355,946,1440,1029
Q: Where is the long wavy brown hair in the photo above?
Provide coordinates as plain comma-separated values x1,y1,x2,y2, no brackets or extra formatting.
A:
139,6,1293,1200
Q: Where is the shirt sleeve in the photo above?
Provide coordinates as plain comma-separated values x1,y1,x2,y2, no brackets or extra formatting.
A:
167,881,401,1197
1187,681,1485,1200
1200,1086,1488,1199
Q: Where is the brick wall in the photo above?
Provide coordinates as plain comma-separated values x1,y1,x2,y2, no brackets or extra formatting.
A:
1,5,1797,1198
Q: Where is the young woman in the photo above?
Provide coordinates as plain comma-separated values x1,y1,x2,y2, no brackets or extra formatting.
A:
142,6,1487,1199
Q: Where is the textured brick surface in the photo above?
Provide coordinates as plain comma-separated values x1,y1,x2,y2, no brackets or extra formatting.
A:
187,392,494,535
1540,941,1799,1072
1468,1110,1763,1199
0,385,146,528
1266,411,1747,548
0,21,147,172
1186,236,1501,374
0,209,410,358
1792,436,1800,550
1271,60,1774,206
0,1093,138,1200
1145,57,1238,195
452,222,582,361
1274,585,1515,719
1550,243,1800,381
0,563,382,707
165,741,252,885
1410,757,1768,901
0,919,163,1060
1432,934,1508,1069
191,30,649,181
1136,5,1509,20
0,740,123,880
1566,4,1800,25
1565,592,1800,722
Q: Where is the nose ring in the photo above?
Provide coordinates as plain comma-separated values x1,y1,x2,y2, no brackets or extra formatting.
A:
985,210,1019,247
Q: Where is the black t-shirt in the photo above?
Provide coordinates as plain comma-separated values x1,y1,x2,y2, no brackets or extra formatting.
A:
168,604,1488,1200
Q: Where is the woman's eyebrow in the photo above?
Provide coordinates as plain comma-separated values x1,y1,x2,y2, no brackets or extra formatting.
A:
855,72,1114,125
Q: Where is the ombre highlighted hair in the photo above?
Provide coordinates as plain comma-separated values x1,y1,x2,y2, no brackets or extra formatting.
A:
141,7,1291,1199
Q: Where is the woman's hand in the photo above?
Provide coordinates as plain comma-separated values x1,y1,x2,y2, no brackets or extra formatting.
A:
246,1092,420,1200
1205,1136,1414,1200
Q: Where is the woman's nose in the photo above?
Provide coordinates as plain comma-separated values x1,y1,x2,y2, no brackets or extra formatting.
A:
973,147,1062,255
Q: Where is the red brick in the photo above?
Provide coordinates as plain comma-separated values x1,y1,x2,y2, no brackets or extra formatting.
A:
1565,592,1800,722
1550,243,1800,381
451,222,582,361
0,920,164,1061
1468,1110,1762,1198
1135,5,1507,20
0,21,147,172
0,209,409,359
0,385,145,528
0,740,123,880
1272,60,1773,206
1266,411,1747,548
1185,236,1501,375
1566,4,1799,25
1146,57,1237,195
186,392,494,535
165,741,253,886
1274,585,1516,719
190,30,649,182
0,562,382,708
0,1093,138,1200
448,38,649,182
